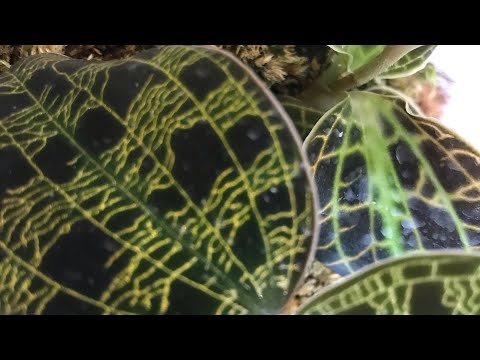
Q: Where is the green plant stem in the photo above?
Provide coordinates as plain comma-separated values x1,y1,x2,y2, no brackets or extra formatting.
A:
330,45,423,92
298,45,423,110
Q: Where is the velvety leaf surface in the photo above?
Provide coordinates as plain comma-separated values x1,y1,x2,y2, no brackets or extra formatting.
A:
0,46,317,314
305,91,480,275
298,252,480,315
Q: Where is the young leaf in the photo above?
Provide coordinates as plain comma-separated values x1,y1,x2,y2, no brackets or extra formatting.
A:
297,251,480,315
378,46,437,80
318,46,434,92
328,45,386,74
366,85,425,116
305,91,480,275
0,46,317,314
308,46,386,92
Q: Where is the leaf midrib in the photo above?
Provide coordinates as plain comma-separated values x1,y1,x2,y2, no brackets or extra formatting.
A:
0,120,242,314
6,68,262,312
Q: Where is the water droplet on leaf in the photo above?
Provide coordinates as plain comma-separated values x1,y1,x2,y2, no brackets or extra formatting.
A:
381,227,393,238
447,161,462,172
247,129,260,141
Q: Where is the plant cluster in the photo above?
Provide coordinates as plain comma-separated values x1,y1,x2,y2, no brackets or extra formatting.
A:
1,45,479,315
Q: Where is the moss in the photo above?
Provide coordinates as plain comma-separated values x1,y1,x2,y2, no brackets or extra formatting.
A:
284,261,342,313
0,45,331,96
216,45,330,95
0,45,65,66
64,45,155,61
0,45,10,62
0,45,156,67
0,44,447,143
0,46,10,71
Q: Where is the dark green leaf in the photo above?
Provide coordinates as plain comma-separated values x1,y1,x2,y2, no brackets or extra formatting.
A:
0,46,317,314
298,251,480,315
305,91,480,275
280,96,326,139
